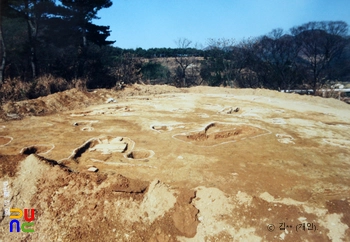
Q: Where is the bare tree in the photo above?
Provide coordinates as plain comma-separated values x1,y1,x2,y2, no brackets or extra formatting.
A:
0,0,12,83
173,38,200,87
203,38,238,87
113,52,142,86
0,19,5,84
291,21,349,94
253,29,301,90
229,38,262,88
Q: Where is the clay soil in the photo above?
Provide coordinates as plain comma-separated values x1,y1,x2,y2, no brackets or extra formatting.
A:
1,84,350,242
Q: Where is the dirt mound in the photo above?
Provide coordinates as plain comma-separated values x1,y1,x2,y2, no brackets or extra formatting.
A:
117,83,183,97
0,154,199,241
0,84,183,120
2,88,97,118
110,174,148,193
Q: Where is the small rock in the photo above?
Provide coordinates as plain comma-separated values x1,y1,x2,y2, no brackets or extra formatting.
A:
106,98,116,103
88,167,98,172
6,113,20,119
226,108,233,114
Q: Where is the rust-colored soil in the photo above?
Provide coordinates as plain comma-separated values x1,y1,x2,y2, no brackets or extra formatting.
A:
175,122,267,146
1,84,350,241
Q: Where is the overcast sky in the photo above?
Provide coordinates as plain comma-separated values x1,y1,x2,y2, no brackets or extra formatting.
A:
93,0,350,49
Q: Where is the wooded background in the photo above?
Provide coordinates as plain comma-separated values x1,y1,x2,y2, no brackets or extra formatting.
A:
1,1,349,101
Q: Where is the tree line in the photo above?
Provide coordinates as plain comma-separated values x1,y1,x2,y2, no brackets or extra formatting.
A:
200,22,349,94
0,1,349,100
0,0,115,88
134,22,349,94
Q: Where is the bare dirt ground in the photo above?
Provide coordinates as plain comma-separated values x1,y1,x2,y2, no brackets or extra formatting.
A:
0,84,350,242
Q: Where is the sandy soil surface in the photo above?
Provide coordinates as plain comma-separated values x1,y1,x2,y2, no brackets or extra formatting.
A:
0,84,350,241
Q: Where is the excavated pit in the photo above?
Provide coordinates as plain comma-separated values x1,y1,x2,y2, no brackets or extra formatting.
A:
218,106,240,114
69,138,99,160
152,125,170,131
174,122,268,146
89,136,129,154
70,106,133,117
0,136,12,147
81,127,94,131
20,144,54,155
64,136,132,165
151,124,187,133
276,134,295,144
126,150,154,160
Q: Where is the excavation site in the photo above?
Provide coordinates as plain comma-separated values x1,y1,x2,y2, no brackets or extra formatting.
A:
0,85,350,242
